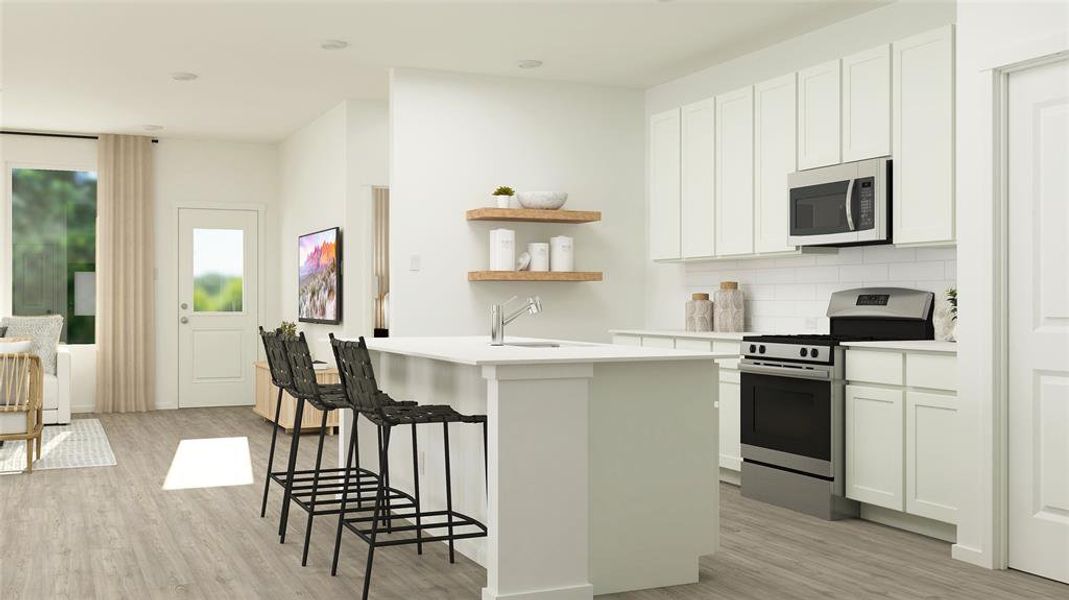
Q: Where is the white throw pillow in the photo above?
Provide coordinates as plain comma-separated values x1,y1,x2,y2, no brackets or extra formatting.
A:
0,315,63,375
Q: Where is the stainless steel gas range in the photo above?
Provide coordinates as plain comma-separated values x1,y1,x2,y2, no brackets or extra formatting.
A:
738,287,935,520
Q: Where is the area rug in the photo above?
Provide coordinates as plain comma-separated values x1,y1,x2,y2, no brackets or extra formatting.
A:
0,418,117,474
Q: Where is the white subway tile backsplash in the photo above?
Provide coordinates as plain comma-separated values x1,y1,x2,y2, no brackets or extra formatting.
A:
889,261,945,281
863,246,917,263
840,263,888,282
675,245,956,333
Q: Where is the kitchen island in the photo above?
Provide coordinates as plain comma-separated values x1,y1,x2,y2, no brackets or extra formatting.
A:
335,336,733,600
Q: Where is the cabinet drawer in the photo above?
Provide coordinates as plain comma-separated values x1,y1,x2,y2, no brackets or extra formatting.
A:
720,369,741,384
846,349,904,386
612,334,642,347
906,353,957,391
641,336,676,349
713,340,741,370
675,338,714,352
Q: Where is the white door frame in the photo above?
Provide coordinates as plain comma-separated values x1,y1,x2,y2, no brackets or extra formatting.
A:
987,46,1069,570
172,201,267,394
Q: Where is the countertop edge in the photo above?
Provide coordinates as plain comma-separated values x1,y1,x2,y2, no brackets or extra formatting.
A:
609,329,754,340
841,340,958,353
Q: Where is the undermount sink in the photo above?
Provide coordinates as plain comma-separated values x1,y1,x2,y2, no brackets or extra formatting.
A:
500,341,562,348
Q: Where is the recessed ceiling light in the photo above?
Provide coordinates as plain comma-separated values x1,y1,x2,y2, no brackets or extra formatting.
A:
142,124,164,132
517,59,543,70
321,39,349,50
171,72,198,82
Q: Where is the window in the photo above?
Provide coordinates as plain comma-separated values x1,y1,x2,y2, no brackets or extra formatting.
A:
192,228,244,312
10,168,97,344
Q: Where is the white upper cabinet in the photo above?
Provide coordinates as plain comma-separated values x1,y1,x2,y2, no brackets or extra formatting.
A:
842,45,891,161
893,25,955,245
797,60,841,170
754,73,797,254
681,99,716,258
649,108,682,260
714,86,755,257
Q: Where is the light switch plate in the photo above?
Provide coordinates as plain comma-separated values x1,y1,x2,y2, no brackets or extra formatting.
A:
409,254,421,272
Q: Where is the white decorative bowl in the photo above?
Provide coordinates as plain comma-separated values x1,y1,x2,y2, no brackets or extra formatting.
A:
517,191,568,210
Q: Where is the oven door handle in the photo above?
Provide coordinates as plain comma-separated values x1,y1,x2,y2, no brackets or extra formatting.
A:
739,360,832,381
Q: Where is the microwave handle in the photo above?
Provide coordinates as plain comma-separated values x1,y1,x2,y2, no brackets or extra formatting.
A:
844,178,856,231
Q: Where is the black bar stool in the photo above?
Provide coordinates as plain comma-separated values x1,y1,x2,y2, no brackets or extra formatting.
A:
328,335,488,600
276,331,402,566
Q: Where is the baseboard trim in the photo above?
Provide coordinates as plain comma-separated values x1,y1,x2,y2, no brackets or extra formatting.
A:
719,467,741,486
859,504,956,543
482,583,593,600
951,543,993,569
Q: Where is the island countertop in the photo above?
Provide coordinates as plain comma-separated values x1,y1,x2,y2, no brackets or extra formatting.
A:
357,335,737,366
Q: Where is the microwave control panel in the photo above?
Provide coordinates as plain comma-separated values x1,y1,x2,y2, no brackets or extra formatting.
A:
855,177,876,230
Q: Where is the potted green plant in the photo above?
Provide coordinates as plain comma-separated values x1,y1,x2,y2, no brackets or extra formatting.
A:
278,321,297,337
492,186,515,209
935,288,957,342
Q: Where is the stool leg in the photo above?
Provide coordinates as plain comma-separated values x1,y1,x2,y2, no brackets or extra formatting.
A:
279,397,306,542
301,410,329,566
377,426,392,533
443,422,455,564
411,423,422,555
483,421,489,499
261,387,285,518
353,412,363,503
331,410,360,577
362,425,391,600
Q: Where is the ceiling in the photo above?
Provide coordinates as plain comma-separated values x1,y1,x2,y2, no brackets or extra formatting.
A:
0,1,890,143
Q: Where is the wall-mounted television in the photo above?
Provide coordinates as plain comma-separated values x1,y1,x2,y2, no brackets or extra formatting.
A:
298,227,342,324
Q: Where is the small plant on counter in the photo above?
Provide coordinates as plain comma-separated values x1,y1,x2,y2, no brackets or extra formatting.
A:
946,288,958,322
278,321,298,336
492,186,515,197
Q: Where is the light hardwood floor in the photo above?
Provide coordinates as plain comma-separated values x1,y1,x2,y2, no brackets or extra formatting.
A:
1,408,1065,599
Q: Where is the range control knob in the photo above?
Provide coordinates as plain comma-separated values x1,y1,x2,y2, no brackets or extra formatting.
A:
749,344,757,353
759,345,767,354
800,348,809,357
811,348,820,358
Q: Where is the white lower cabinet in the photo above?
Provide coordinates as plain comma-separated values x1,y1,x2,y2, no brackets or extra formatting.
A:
718,370,742,471
611,333,742,476
906,390,958,523
845,348,959,524
845,384,905,510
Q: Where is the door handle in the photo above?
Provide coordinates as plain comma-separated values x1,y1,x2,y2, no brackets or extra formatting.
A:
180,317,189,324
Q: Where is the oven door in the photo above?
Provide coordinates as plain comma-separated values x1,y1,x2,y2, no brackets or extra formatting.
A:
740,361,835,478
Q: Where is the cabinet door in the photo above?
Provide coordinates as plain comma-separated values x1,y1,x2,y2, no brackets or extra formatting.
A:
719,371,742,471
649,108,682,260
681,99,716,258
842,45,891,161
845,384,904,510
714,86,755,256
797,60,841,169
906,390,958,523
893,25,955,245
754,73,797,254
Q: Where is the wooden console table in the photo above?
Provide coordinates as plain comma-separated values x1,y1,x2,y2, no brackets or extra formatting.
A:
253,361,340,434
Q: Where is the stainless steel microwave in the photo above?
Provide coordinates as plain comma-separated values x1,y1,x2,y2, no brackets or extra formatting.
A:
787,157,891,247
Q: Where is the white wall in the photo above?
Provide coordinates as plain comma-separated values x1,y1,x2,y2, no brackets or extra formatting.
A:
276,100,388,358
642,1,957,331
388,68,646,341
954,0,1069,570
154,138,280,410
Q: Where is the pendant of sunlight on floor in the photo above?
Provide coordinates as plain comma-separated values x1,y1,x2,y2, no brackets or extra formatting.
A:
163,437,253,490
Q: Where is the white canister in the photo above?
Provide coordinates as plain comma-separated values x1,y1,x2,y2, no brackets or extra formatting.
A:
549,236,574,272
528,243,550,272
713,281,745,332
489,229,516,271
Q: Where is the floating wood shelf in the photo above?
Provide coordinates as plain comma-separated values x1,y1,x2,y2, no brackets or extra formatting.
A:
468,271,603,282
466,208,602,224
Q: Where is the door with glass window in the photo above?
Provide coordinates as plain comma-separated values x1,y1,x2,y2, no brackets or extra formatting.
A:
177,208,258,408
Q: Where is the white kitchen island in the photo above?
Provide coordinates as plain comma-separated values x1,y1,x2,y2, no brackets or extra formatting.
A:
334,336,732,600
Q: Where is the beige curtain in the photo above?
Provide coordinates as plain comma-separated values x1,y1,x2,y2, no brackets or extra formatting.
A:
95,135,155,413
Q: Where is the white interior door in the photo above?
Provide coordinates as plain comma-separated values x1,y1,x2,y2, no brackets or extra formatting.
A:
177,208,259,408
1007,57,1069,584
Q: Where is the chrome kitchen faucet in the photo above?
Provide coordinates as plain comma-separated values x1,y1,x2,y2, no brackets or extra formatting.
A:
489,296,542,346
